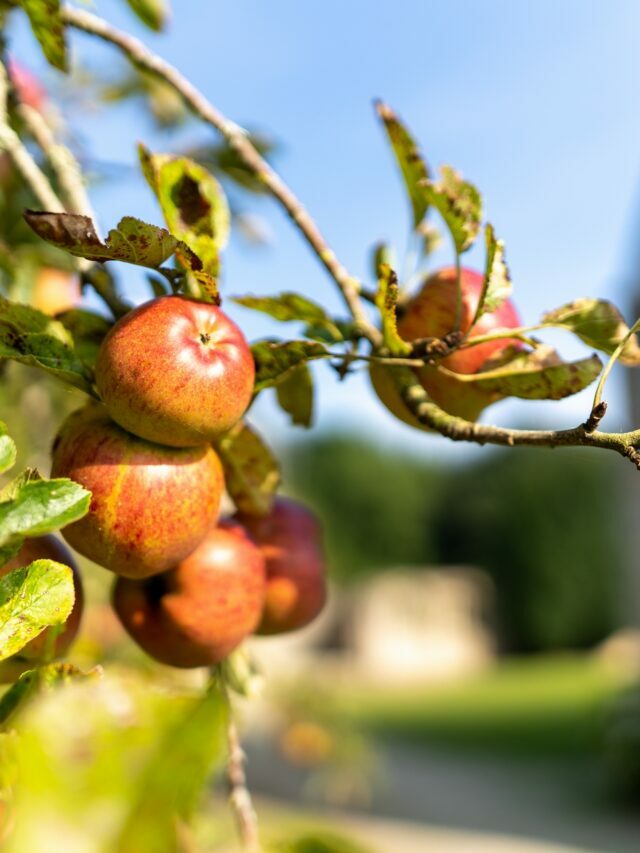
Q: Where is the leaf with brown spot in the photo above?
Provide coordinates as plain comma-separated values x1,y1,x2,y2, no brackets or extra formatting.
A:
139,145,230,284
0,296,95,393
23,211,196,271
437,345,602,400
214,421,280,516
252,339,328,392
18,0,67,72
375,264,411,356
541,299,640,365
421,165,482,254
471,223,512,325
375,100,430,228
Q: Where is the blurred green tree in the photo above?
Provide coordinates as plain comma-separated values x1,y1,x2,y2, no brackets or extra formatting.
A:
434,447,623,653
286,435,623,653
284,434,443,583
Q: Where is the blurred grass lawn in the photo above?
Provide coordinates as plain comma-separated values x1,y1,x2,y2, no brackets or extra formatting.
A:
334,655,632,756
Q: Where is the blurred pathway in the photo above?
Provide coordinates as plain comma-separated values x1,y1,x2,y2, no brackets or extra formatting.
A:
245,738,640,853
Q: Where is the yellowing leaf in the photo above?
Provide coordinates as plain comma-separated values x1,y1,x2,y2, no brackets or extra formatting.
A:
0,560,75,661
214,421,280,516
375,100,430,227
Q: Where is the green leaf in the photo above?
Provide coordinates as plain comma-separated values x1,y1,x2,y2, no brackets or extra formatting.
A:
55,308,113,367
0,468,42,504
252,339,328,392
24,211,199,272
0,560,74,662
0,421,16,476
18,0,68,72
541,299,640,365
439,346,602,400
214,420,280,516
0,296,95,393
0,663,100,726
472,223,512,325
234,293,343,342
117,687,226,853
125,0,169,32
370,241,397,280
139,146,229,282
0,478,90,565
275,364,314,427
422,165,482,254
375,100,430,227
375,264,412,356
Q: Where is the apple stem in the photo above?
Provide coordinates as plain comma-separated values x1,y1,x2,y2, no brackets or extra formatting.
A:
225,712,262,852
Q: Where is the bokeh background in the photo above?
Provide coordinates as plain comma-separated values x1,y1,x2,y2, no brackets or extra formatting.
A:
3,1,640,850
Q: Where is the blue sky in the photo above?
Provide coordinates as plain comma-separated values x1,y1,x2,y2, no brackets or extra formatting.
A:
11,1,640,458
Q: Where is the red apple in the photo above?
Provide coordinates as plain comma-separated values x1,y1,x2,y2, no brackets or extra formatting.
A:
370,266,522,426
112,521,266,668
0,535,83,682
50,404,224,579
236,498,327,635
95,296,255,447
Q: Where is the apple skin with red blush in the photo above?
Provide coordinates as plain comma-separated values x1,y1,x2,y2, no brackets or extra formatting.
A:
95,296,255,448
112,521,266,667
50,404,224,579
370,266,523,426
236,498,327,635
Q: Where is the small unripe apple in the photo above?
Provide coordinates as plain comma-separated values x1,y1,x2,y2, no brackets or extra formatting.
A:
0,535,83,682
370,266,522,426
50,405,224,579
95,296,255,447
112,521,266,668
236,498,327,635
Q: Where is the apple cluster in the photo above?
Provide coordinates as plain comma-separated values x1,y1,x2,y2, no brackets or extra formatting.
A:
3,295,327,676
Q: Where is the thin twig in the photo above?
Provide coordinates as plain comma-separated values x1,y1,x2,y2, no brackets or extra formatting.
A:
225,712,261,853
60,5,640,463
392,366,640,467
583,401,608,433
17,102,96,220
62,6,381,345
0,62,62,210
0,60,129,318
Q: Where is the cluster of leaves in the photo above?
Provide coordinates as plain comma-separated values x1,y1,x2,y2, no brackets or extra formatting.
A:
371,101,640,404
0,421,88,665
0,670,229,852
